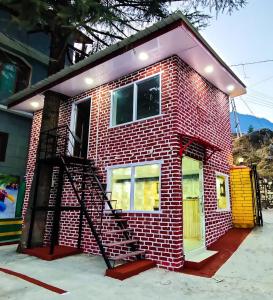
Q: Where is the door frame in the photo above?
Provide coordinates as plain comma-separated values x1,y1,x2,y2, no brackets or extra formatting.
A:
182,156,206,255
68,96,92,156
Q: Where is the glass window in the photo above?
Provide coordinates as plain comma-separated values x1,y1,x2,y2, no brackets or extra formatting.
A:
110,167,131,210
0,132,8,162
137,76,160,120
0,50,31,100
109,163,161,211
111,74,160,126
112,85,134,126
216,174,229,210
134,164,160,211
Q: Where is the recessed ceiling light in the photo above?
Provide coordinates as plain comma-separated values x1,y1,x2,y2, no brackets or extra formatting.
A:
227,84,235,92
204,65,214,74
138,52,149,61
30,101,39,108
85,77,94,85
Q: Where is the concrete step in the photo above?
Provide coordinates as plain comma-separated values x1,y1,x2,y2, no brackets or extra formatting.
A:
105,259,156,280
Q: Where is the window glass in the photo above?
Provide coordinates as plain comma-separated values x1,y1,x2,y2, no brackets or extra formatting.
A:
137,75,160,120
216,175,228,210
134,164,160,211
0,50,31,100
109,163,161,211
111,167,131,210
0,132,8,162
112,85,133,126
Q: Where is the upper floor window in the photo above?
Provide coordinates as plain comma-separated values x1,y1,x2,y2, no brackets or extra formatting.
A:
216,172,230,211
0,50,31,100
111,74,161,126
0,132,8,162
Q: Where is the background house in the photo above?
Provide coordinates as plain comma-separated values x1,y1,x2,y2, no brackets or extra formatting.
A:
0,9,50,243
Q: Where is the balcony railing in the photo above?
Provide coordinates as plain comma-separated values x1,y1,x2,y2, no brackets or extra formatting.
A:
38,125,82,160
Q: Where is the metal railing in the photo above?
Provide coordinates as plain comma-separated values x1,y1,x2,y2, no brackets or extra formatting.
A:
38,125,82,160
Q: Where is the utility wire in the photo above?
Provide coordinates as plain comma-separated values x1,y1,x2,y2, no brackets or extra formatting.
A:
230,59,273,67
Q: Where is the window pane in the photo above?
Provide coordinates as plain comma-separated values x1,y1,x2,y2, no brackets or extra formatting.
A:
0,132,8,162
112,85,133,125
134,164,160,211
137,75,160,120
216,175,228,209
111,168,131,210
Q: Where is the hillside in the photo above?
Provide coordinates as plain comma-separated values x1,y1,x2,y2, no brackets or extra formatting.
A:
230,113,273,133
233,129,273,177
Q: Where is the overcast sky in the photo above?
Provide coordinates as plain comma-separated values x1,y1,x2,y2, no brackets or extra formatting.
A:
198,0,273,123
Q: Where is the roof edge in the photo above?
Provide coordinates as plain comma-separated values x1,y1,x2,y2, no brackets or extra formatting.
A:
6,11,246,108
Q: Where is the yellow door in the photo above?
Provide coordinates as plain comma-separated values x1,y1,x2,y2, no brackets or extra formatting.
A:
182,156,205,253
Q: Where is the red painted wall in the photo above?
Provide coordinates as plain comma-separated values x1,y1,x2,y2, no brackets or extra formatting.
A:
23,55,233,270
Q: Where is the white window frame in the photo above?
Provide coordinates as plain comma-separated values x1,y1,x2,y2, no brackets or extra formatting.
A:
106,160,163,213
215,172,231,212
110,72,162,128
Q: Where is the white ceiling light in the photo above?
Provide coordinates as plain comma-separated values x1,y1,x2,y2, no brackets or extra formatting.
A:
204,65,214,74
85,77,94,85
30,101,39,108
138,52,149,61
227,84,235,92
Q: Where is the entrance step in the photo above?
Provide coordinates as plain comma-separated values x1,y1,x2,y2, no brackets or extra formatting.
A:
105,259,156,280
23,246,82,261
184,250,218,270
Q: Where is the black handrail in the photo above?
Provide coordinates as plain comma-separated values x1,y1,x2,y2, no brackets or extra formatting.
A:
39,125,83,159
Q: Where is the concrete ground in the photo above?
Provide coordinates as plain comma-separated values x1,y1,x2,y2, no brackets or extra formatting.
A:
1,211,273,300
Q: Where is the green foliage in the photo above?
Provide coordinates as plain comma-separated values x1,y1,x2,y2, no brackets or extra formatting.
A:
0,0,247,54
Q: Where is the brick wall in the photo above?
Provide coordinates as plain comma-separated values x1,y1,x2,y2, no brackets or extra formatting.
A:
230,166,255,228
23,55,233,270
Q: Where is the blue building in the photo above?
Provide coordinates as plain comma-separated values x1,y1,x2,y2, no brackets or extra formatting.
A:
0,9,50,242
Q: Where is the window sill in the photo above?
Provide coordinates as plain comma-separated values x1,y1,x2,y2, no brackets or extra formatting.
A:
104,210,162,214
109,113,163,129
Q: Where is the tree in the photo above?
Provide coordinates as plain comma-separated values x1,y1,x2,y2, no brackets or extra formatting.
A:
0,0,247,250
248,125,254,134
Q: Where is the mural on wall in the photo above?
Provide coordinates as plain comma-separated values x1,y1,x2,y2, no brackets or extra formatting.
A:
0,174,19,219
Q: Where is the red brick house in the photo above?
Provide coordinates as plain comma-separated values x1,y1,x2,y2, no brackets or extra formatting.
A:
6,12,246,272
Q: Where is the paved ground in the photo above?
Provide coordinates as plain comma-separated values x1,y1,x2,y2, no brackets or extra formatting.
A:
1,210,273,300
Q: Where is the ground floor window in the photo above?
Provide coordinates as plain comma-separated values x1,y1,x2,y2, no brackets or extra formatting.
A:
107,162,161,211
216,172,230,211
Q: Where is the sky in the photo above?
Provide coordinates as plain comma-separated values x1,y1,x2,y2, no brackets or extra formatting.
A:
198,0,273,123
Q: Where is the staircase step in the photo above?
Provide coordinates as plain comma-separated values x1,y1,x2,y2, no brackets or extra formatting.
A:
110,250,145,261
104,239,138,247
105,259,156,280
104,228,133,234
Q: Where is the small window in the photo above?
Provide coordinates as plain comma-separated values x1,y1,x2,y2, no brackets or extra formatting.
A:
108,162,161,211
216,173,230,211
111,167,131,210
136,76,160,120
0,132,8,162
0,50,31,100
111,74,160,126
112,85,134,126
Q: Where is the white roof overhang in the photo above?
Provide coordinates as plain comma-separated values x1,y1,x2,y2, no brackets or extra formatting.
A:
7,14,246,113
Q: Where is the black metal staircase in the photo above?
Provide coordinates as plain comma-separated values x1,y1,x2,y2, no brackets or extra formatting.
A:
27,125,145,269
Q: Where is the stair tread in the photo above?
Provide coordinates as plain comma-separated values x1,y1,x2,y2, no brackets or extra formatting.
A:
110,250,145,261
104,228,133,234
104,239,138,247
